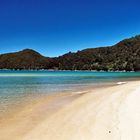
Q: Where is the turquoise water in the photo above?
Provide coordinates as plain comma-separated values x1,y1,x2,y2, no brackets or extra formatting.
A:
0,70,140,113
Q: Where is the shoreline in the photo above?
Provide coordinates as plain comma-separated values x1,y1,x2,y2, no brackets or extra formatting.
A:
0,80,140,139
0,78,130,116
0,69,139,72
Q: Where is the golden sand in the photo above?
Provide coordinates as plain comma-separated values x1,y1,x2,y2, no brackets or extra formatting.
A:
0,81,140,140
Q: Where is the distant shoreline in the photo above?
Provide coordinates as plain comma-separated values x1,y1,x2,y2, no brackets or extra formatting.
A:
0,69,137,72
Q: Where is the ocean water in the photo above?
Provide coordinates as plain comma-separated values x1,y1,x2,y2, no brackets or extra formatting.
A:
0,70,140,113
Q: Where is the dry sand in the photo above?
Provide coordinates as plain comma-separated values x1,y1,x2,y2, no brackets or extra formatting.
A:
0,81,140,140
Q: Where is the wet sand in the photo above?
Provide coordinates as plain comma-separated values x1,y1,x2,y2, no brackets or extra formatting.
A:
0,81,140,140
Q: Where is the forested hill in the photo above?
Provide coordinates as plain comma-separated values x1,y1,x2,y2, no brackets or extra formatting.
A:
0,49,53,70
55,35,140,71
0,35,140,71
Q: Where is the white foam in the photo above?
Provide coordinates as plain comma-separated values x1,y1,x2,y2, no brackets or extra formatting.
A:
117,82,127,85
72,91,89,95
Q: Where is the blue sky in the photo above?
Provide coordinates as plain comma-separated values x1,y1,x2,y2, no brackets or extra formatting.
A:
0,0,140,57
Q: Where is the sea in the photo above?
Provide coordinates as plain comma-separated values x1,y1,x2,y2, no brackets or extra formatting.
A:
0,70,140,114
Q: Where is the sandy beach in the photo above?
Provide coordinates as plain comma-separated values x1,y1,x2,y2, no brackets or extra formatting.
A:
0,80,140,140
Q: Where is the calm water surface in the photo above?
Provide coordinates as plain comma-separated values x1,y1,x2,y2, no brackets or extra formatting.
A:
0,70,140,113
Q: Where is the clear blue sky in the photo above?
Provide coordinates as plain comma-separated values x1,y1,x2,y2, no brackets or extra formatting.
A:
0,0,140,57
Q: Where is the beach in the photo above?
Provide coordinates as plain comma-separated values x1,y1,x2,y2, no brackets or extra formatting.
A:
0,80,140,140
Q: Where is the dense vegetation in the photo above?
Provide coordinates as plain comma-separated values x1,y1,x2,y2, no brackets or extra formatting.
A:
0,35,140,71
0,49,52,70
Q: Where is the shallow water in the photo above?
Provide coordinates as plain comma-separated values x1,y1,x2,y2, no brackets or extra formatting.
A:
0,70,140,113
